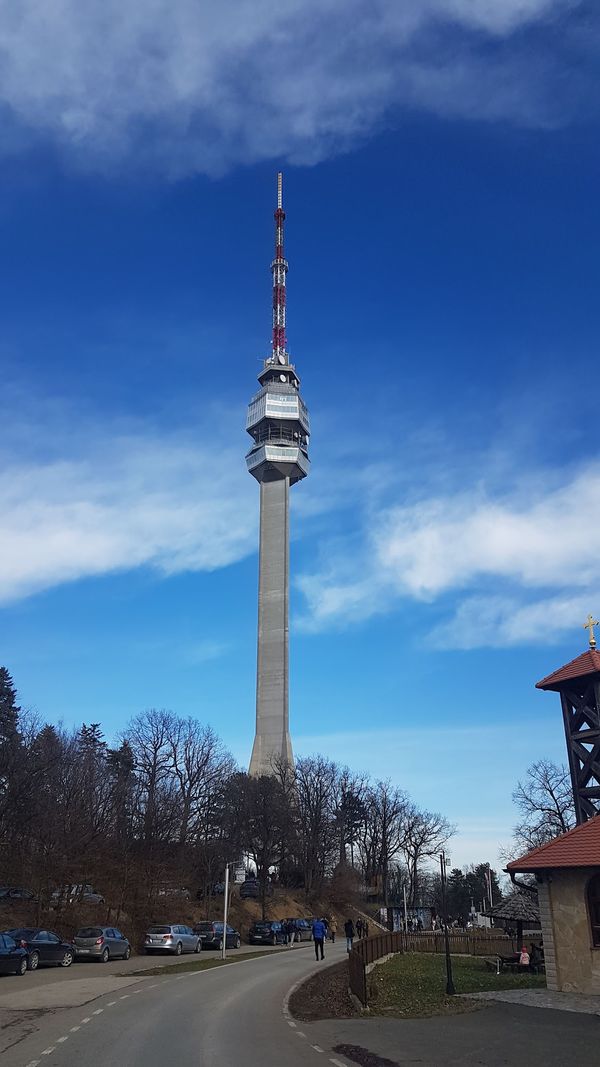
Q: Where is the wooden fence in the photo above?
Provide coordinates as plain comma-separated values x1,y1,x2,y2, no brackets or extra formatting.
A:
348,929,516,1008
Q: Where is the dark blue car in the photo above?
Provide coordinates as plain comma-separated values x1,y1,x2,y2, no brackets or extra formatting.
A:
0,932,28,975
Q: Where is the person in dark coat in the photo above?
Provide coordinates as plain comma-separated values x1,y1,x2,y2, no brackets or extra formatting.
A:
344,918,355,952
356,918,363,939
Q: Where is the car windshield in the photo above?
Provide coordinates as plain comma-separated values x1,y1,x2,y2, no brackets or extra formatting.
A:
148,926,171,934
196,923,215,931
77,928,102,937
7,928,35,938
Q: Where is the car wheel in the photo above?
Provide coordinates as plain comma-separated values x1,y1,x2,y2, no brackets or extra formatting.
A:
194,941,200,953
175,942,183,956
16,957,27,976
235,937,241,949
123,947,131,960
100,947,109,963
28,951,40,971
60,951,74,967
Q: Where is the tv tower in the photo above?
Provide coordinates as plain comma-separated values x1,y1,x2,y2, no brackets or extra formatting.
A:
246,173,310,776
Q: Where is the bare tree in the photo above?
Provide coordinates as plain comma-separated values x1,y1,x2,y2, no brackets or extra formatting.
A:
400,805,455,906
512,758,575,852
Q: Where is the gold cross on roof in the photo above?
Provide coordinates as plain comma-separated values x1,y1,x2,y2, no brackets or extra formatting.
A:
583,613,599,650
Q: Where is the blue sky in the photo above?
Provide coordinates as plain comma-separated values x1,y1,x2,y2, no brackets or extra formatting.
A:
1,0,599,868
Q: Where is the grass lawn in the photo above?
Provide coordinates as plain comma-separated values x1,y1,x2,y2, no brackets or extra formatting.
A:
368,952,546,1018
124,949,279,977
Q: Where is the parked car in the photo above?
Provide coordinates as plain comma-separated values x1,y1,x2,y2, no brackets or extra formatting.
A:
239,878,259,900
51,885,105,905
156,887,191,901
144,924,200,955
72,926,131,962
5,928,74,969
285,918,313,942
239,878,273,900
248,921,285,946
0,933,28,975
0,887,35,902
193,922,241,950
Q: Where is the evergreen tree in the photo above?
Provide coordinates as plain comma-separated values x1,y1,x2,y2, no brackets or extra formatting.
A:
0,666,21,743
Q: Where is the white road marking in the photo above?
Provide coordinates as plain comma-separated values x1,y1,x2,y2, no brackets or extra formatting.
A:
132,988,142,994
81,1017,91,1024
295,1031,306,1037
70,1026,80,1032
147,983,159,989
107,1000,117,1006
287,1020,296,1028
57,1036,68,1044
25,1060,41,1066
330,1059,348,1066
120,994,130,999
312,1046,324,1053
92,1008,104,1015
41,1049,55,1056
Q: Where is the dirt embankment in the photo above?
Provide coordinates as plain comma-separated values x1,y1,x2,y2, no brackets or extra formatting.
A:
289,959,360,1020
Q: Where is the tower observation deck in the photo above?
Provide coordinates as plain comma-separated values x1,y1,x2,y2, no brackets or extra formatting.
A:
246,173,310,777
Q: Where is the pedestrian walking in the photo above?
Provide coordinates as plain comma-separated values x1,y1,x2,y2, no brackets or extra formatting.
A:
356,918,363,939
329,917,337,943
312,917,326,960
344,918,355,953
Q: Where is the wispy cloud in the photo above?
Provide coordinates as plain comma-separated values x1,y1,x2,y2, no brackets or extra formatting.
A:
0,0,587,175
297,461,600,646
0,414,256,605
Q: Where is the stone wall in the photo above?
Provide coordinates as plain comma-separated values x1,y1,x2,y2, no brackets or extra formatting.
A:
538,867,600,995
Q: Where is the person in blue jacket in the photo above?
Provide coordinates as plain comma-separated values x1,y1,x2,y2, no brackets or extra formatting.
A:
312,917,327,960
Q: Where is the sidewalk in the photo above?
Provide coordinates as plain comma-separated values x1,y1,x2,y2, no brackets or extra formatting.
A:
305,1000,599,1066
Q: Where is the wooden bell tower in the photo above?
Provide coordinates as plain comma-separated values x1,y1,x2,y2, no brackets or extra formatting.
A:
536,616,600,824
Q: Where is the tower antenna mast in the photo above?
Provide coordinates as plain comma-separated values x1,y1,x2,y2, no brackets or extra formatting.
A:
272,171,288,362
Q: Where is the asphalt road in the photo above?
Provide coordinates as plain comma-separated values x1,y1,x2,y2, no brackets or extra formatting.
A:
1,939,349,1067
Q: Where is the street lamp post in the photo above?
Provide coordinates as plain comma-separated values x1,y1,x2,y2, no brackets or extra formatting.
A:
439,852,455,996
221,863,230,961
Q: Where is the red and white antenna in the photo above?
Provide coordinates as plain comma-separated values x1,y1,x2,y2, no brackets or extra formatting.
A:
271,172,288,362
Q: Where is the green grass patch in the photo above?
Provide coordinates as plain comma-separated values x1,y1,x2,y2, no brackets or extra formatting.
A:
368,953,546,1019
124,949,279,977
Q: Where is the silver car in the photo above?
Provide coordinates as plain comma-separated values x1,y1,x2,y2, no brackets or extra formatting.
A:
144,924,200,955
73,926,131,962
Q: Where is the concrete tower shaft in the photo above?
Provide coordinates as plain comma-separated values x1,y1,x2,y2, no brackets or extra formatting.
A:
246,174,310,777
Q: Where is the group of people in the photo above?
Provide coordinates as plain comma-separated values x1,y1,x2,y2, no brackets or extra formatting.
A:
311,915,371,960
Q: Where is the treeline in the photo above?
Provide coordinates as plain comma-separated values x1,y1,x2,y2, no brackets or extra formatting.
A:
0,667,454,917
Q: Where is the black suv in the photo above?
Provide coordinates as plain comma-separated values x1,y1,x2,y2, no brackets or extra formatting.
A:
193,922,241,950
248,921,285,945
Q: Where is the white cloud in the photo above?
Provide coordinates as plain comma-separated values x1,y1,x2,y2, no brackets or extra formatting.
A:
0,425,256,604
0,0,583,174
298,462,600,645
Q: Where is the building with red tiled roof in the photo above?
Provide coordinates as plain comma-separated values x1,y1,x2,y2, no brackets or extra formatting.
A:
506,818,600,994
507,815,600,872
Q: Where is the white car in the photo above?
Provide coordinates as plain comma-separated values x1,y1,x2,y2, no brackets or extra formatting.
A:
51,885,105,905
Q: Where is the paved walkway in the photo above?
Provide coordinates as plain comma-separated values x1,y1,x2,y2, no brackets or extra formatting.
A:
462,987,600,1015
306,1001,600,1066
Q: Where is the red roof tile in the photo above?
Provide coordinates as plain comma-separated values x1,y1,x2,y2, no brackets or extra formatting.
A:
536,649,600,691
507,816,600,872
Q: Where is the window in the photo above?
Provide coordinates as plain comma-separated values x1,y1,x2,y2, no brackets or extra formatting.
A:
35,931,50,942
588,874,600,947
